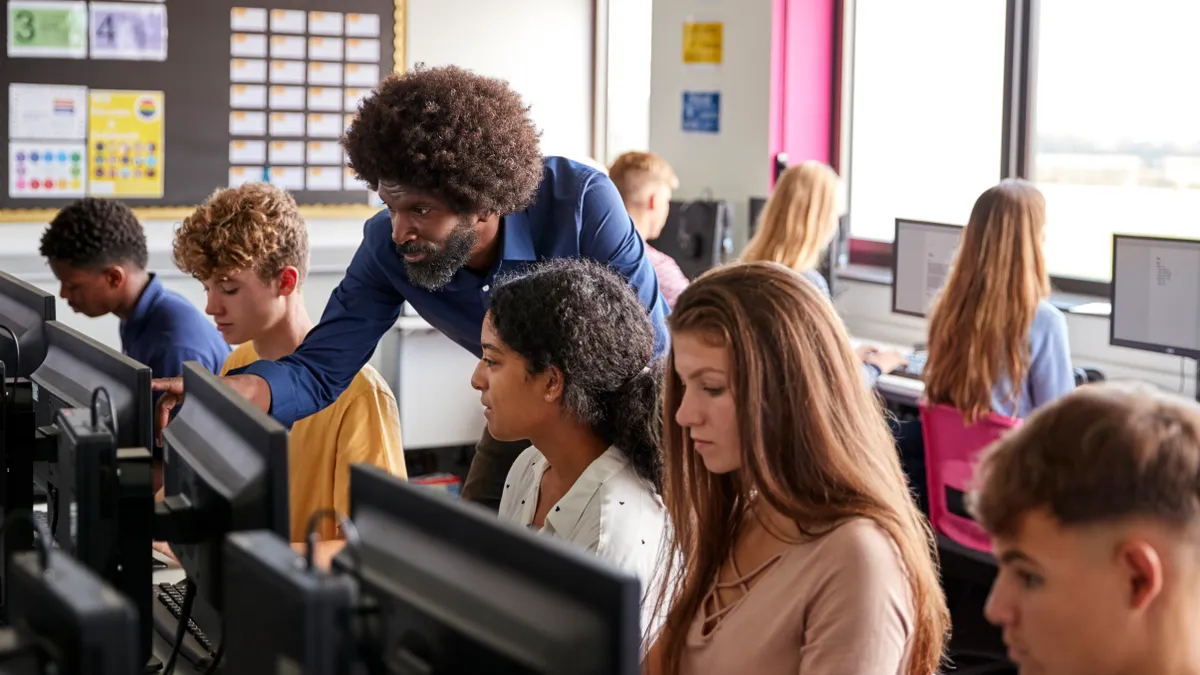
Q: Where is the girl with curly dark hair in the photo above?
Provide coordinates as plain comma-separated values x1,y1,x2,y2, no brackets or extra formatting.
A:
472,258,667,636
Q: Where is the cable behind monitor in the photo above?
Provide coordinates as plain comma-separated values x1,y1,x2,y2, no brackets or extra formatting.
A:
0,324,19,381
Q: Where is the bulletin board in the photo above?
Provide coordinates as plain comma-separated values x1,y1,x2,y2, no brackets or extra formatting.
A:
0,0,405,222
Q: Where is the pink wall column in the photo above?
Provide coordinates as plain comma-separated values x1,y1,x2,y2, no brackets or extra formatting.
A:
769,0,837,187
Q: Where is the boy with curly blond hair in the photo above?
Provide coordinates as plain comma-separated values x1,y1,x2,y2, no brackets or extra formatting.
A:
173,182,406,549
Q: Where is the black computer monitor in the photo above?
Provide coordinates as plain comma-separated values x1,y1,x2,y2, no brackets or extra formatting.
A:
338,464,642,675
652,200,732,280
890,218,964,318
2,548,140,675
222,531,357,674
1110,234,1200,401
0,272,55,379
157,362,290,613
31,321,153,453
50,405,154,667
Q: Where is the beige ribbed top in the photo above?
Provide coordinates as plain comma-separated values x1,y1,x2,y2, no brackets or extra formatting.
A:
678,518,915,675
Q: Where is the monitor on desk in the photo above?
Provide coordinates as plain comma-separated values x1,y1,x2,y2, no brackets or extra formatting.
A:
332,464,643,675
2,548,140,675
31,322,153,453
651,199,732,280
21,321,154,664
0,272,55,379
1111,234,1200,360
158,362,290,613
891,219,964,318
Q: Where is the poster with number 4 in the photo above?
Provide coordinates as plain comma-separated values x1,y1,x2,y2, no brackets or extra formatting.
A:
90,2,167,61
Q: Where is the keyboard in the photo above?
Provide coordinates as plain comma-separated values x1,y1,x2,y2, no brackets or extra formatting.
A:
891,351,928,381
152,581,217,669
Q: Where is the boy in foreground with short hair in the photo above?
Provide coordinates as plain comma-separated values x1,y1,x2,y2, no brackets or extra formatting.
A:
972,383,1200,675
173,183,406,560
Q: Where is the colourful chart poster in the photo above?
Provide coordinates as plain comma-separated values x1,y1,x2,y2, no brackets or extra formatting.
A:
9,141,86,197
682,21,722,64
87,90,164,198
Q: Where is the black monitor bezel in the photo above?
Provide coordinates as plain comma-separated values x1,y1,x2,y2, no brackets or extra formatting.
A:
161,362,290,612
31,321,153,452
346,464,642,675
0,271,56,378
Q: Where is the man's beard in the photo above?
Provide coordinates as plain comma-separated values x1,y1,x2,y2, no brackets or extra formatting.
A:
396,218,480,291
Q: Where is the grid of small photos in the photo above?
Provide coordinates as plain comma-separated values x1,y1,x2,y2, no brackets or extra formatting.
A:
227,6,383,193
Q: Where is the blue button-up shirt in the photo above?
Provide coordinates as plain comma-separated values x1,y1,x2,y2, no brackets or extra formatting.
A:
121,273,230,382
237,156,670,427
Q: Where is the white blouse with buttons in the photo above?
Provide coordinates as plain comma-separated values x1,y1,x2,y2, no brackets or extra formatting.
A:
498,445,671,639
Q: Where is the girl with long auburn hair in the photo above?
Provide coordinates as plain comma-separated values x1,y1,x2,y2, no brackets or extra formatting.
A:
923,179,1074,422
742,161,907,378
645,262,948,675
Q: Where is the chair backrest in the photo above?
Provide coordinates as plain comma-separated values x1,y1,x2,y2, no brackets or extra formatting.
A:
920,402,1021,553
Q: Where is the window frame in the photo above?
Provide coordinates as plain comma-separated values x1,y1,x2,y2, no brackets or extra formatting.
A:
841,0,1110,298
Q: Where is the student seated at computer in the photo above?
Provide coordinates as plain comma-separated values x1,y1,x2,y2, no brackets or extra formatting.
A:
473,259,667,630
608,152,689,308
972,383,1200,675
172,182,407,548
923,179,1074,420
39,198,229,380
739,162,906,381
645,262,947,675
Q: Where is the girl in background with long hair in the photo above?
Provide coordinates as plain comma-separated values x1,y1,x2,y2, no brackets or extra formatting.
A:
923,179,1074,421
742,161,907,379
645,262,947,675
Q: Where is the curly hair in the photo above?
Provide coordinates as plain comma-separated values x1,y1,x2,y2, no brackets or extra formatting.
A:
40,198,148,269
342,64,544,216
489,259,663,490
174,183,309,284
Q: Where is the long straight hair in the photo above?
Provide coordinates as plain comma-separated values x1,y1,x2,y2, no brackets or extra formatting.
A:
652,262,948,675
741,162,840,273
923,179,1051,422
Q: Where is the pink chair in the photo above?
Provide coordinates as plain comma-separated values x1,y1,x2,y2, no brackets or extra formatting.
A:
920,402,1021,553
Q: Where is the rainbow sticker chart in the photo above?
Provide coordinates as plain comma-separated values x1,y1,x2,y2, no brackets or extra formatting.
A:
87,89,164,198
9,141,86,197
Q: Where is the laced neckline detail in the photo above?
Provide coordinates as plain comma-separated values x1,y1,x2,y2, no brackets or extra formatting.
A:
697,549,786,640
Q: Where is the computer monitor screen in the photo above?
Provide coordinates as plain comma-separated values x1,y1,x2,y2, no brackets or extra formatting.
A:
160,362,289,612
31,321,152,452
1111,234,1200,358
0,272,55,378
891,219,964,317
345,464,642,675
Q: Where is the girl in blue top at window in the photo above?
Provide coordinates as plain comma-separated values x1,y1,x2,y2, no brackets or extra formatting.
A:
923,179,1075,421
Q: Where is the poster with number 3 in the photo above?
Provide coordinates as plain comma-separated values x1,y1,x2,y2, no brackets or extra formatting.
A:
89,2,168,61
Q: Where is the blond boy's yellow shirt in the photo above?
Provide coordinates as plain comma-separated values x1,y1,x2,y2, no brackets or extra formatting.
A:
222,342,407,542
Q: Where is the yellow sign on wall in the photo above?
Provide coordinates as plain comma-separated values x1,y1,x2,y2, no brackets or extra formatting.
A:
87,90,165,198
683,21,723,64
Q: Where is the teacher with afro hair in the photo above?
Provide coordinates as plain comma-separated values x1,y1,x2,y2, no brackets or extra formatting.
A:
154,65,669,509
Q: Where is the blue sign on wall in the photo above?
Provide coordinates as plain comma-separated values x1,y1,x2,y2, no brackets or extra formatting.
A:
682,91,720,133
